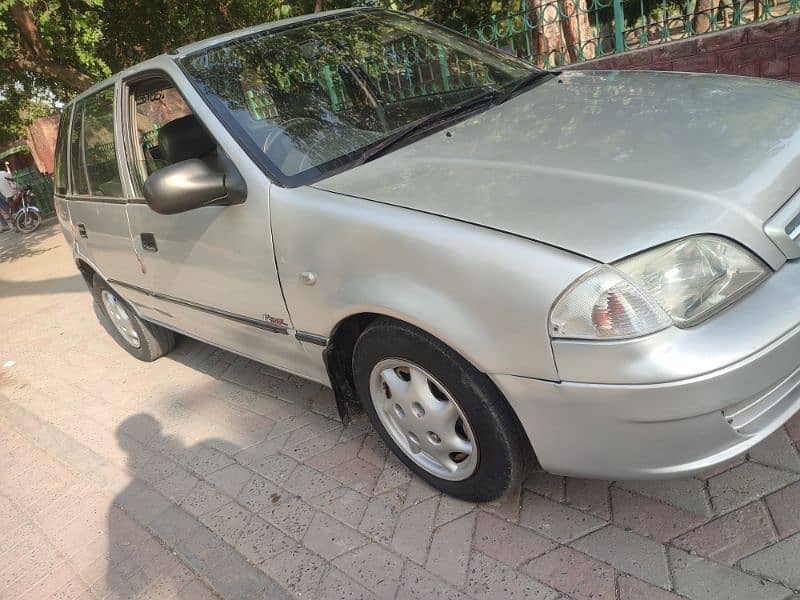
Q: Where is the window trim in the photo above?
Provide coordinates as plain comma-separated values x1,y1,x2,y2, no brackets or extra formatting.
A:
54,104,74,197
119,69,218,203
66,82,128,203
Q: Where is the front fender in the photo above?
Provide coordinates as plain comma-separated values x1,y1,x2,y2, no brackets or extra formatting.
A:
270,185,597,381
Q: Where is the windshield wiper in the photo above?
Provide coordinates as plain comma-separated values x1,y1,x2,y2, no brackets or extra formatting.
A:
494,69,556,106
354,70,555,165
355,91,502,164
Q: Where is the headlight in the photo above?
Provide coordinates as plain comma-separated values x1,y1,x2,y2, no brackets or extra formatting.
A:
550,236,769,340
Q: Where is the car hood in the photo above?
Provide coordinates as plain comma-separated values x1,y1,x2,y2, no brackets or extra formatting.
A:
313,70,800,266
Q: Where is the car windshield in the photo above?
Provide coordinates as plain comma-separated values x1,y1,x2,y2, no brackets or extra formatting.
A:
181,10,538,185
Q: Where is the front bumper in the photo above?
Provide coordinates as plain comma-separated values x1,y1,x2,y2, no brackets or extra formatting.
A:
493,258,800,480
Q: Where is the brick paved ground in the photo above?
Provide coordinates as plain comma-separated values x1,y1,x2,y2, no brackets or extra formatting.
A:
2,223,800,600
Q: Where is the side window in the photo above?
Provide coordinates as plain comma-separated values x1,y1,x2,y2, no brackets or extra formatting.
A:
82,87,124,197
126,80,194,194
53,106,72,195
68,100,90,196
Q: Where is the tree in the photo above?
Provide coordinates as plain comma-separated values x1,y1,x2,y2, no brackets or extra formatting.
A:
1,0,108,90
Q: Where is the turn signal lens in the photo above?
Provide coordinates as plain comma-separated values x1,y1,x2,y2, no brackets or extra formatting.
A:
549,266,671,339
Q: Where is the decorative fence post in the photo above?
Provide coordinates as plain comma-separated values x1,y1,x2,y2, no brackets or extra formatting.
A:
612,0,626,53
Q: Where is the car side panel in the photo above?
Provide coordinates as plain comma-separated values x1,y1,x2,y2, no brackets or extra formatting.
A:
270,185,597,381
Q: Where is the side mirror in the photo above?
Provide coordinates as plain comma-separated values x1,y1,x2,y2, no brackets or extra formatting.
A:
143,158,246,215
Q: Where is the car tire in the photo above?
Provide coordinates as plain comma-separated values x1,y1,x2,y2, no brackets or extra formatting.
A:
352,317,530,502
92,275,175,362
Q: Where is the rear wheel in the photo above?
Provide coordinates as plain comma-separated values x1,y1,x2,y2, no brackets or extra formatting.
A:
92,275,175,361
14,210,40,233
352,318,530,502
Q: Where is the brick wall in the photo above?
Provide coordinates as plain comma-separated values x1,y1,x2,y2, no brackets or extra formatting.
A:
570,14,800,83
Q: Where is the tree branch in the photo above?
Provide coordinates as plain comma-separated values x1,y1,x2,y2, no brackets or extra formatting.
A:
10,2,48,58
6,50,95,91
7,1,95,91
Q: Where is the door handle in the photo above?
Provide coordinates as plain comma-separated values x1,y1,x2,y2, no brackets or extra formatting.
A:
77,223,87,238
140,233,158,252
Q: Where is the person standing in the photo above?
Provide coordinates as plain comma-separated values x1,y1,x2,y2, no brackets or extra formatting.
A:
0,170,17,232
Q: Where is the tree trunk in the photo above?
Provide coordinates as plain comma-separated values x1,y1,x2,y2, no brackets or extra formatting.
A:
693,0,714,33
314,0,324,12
559,0,595,62
8,1,94,91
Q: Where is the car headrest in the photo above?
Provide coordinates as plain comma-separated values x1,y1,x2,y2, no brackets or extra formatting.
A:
157,114,216,164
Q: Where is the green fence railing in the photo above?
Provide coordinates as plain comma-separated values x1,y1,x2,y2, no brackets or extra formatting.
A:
11,168,55,217
466,0,800,68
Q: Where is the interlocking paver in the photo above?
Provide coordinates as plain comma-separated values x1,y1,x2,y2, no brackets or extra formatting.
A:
564,478,611,520
315,567,378,600
259,493,315,541
180,480,231,517
571,525,670,588
708,462,800,514
236,473,283,512
333,542,405,598
519,491,605,543
358,489,405,544
617,477,712,517
523,471,565,501
748,428,800,473
765,480,800,538
617,575,683,600
199,502,253,546
391,495,438,564
465,552,559,600
396,561,471,600
472,511,556,568
234,514,294,564
425,512,475,587
5,227,800,600
524,546,616,600
673,501,777,565
310,486,369,528
259,545,327,597
434,495,475,527
611,487,706,543
669,546,793,600
739,532,800,589
302,511,367,560
204,463,253,498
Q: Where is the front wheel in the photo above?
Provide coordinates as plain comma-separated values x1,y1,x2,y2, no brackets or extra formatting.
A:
352,318,531,502
92,275,175,361
14,210,40,233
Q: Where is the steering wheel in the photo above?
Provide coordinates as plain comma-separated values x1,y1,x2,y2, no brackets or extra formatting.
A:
261,117,328,174
262,117,326,154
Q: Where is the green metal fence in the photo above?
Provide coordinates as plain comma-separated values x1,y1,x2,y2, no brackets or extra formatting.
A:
467,0,800,68
10,167,55,217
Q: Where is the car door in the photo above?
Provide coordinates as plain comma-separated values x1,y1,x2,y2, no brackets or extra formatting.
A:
66,84,145,290
119,70,316,376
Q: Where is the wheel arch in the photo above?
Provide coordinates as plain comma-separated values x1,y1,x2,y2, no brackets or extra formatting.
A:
323,311,536,466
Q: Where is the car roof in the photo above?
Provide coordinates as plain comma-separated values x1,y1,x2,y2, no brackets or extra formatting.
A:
65,7,378,106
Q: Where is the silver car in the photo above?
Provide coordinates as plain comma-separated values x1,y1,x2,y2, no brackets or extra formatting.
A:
54,7,800,501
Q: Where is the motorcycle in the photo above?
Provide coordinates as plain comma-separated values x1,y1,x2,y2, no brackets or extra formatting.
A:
8,186,41,234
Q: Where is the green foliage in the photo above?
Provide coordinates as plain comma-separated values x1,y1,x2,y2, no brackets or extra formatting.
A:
0,0,524,147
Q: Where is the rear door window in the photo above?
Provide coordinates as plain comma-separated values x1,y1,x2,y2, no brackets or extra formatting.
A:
82,87,124,197
68,86,124,198
53,106,72,195
68,100,90,196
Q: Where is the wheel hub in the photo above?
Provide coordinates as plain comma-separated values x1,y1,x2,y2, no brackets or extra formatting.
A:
369,359,478,481
101,290,141,348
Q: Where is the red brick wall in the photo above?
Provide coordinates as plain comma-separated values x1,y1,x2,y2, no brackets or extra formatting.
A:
25,114,60,174
570,15,800,83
